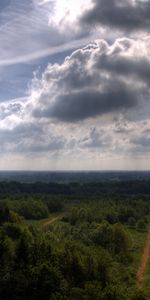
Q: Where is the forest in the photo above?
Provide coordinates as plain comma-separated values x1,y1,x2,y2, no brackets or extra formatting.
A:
0,180,150,299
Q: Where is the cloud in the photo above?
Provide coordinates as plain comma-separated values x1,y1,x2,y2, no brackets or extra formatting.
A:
0,0,93,66
1,34,150,168
94,54,150,84
0,122,66,154
113,117,132,134
81,0,150,32
2,0,150,169
80,127,111,149
0,0,64,65
0,103,22,120
0,37,93,66
32,38,149,123
132,136,150,148
129,123,150,154
34,88,137,122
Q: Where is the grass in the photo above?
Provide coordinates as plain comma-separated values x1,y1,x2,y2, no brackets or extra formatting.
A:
25,212,65,228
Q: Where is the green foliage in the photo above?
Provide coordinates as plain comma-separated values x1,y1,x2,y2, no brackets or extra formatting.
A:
45,198,64,213
128,217,136,228
0,204,10,224
113,223,131,255
137,219,146,231
92,222,114,251
8,199,49,220
131,290,148,300
0,182,150,299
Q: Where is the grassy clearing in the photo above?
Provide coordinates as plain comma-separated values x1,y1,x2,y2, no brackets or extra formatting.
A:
25,212,65,228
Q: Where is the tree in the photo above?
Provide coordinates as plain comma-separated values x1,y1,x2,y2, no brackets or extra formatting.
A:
113,224,131,255
137,219,146,231
128,217,136,228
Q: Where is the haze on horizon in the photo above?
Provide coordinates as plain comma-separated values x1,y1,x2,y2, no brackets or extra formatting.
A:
1,0,150,171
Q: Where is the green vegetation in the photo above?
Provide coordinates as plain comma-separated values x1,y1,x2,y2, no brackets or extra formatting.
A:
0,181,150,299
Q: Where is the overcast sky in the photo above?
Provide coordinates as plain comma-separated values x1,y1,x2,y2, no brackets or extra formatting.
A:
1,0,150,170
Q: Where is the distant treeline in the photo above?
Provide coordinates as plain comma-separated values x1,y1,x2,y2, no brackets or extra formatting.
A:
0,180,150,197
1,171,150,183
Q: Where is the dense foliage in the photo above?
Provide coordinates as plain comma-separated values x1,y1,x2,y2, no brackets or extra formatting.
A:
0,180,150,197
0,181,150,299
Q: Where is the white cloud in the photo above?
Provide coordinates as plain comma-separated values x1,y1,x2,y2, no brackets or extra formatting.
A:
51,0,92,26
30,37,150,124
0,0,95,66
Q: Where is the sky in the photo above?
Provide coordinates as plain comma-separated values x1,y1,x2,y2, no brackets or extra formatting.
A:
1,0,150,170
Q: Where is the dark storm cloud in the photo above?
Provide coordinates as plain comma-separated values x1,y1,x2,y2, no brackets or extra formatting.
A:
34,87,138,122
81,0,150,32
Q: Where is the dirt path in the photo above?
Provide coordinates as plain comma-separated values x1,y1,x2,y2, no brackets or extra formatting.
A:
43,213,65,227
136,229,150,290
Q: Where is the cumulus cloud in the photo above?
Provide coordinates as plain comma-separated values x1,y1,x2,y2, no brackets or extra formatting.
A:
81,0,150,32
34,88,137,122
1,32,150,168
31,38,149,123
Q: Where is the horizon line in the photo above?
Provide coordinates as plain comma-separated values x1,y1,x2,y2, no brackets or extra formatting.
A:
1,170,150,172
